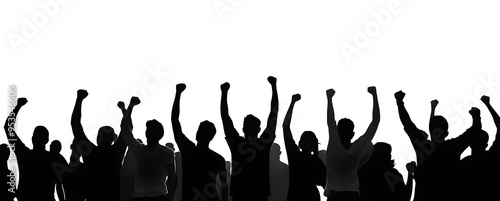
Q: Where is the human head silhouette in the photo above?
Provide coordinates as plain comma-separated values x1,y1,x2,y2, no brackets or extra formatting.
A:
299,131,319,155
32,126,49,149
165,142,174,151
97,126,115,146
270,143,282,161
50,140,62,154
429,115,449,143
145,119,164,144
338,118,355,147
196,120,217,146
372,142,394,168
471,130,489,154
243,114,261,139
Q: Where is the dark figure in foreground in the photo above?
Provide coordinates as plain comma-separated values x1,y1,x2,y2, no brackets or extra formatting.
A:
172,83,227,201
269,143,289,201
4,98,65,201
120,97,176,201
1,143,15,201
325,87,380,201
358,142,414,201
220,76,278,201
283,94,326,201
459,95,500,200
394,91,479,201
71,90,127,201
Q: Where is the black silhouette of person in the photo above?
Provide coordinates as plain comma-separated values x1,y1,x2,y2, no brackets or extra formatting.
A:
459,95,500,200
324,87,379,201
220,76,278,201
1,143,15,201
394,91,479,201
71,90,127,201
358,142,414,201
172,83,227,201
268,143,288,201
118,101,141,201
165,142,182,201
4,98,65,201
282,94,326,201
120,96,176,201
49,140,69,201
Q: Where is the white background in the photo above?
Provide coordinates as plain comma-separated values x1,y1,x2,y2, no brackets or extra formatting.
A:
2,0,500,200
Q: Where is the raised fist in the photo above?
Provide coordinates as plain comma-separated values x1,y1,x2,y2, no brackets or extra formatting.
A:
117,101,125,110
267,76,277,85
481,95,490,104
176,83,186,92
221,82,230,91
292,94,301,102
469,107,480,117
367,86,376,95
394,91,405,101
17,98,28,107
130,97,141,106
77,89,88,99
406,161,416,173
326,89,335,98
431,99,439,108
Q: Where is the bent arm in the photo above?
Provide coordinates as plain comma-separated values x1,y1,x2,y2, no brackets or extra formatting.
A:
4,98,27,150
359,88,380,144
120,98,141,151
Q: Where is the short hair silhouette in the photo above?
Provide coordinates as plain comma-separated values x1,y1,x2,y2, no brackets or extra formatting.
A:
196,120,217,144
50,140,62,154
243,114,261,138
146,119,164,142
97,125,115,146
32,125,49,147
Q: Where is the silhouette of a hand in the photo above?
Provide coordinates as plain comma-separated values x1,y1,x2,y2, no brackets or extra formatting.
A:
267,76,277,85
367,86,376,95
130,97,141,106
17,98,28,107
221,82,230,91
394,91,405,101
117,101,125,110
77,89,88,100
292,94,301,102
469,107,480,117
326,89,335,98
176,83,186,93
481,95,490,104
431,99,439,108
406,161,416,174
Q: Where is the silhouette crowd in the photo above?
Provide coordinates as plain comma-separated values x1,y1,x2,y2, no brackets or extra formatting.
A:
2,76,500,201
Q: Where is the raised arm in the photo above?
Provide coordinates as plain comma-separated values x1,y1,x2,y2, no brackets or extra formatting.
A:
171,83,193,148
261,76,278,142
358,86,380,143
395,91,427,141
429,99,438,133
326,89,340,147
120,97,141,150
71,90,90,142
4,98,28,149
402,161,416,201
220,82,239,139
283,94,301,153
482,95,500,138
